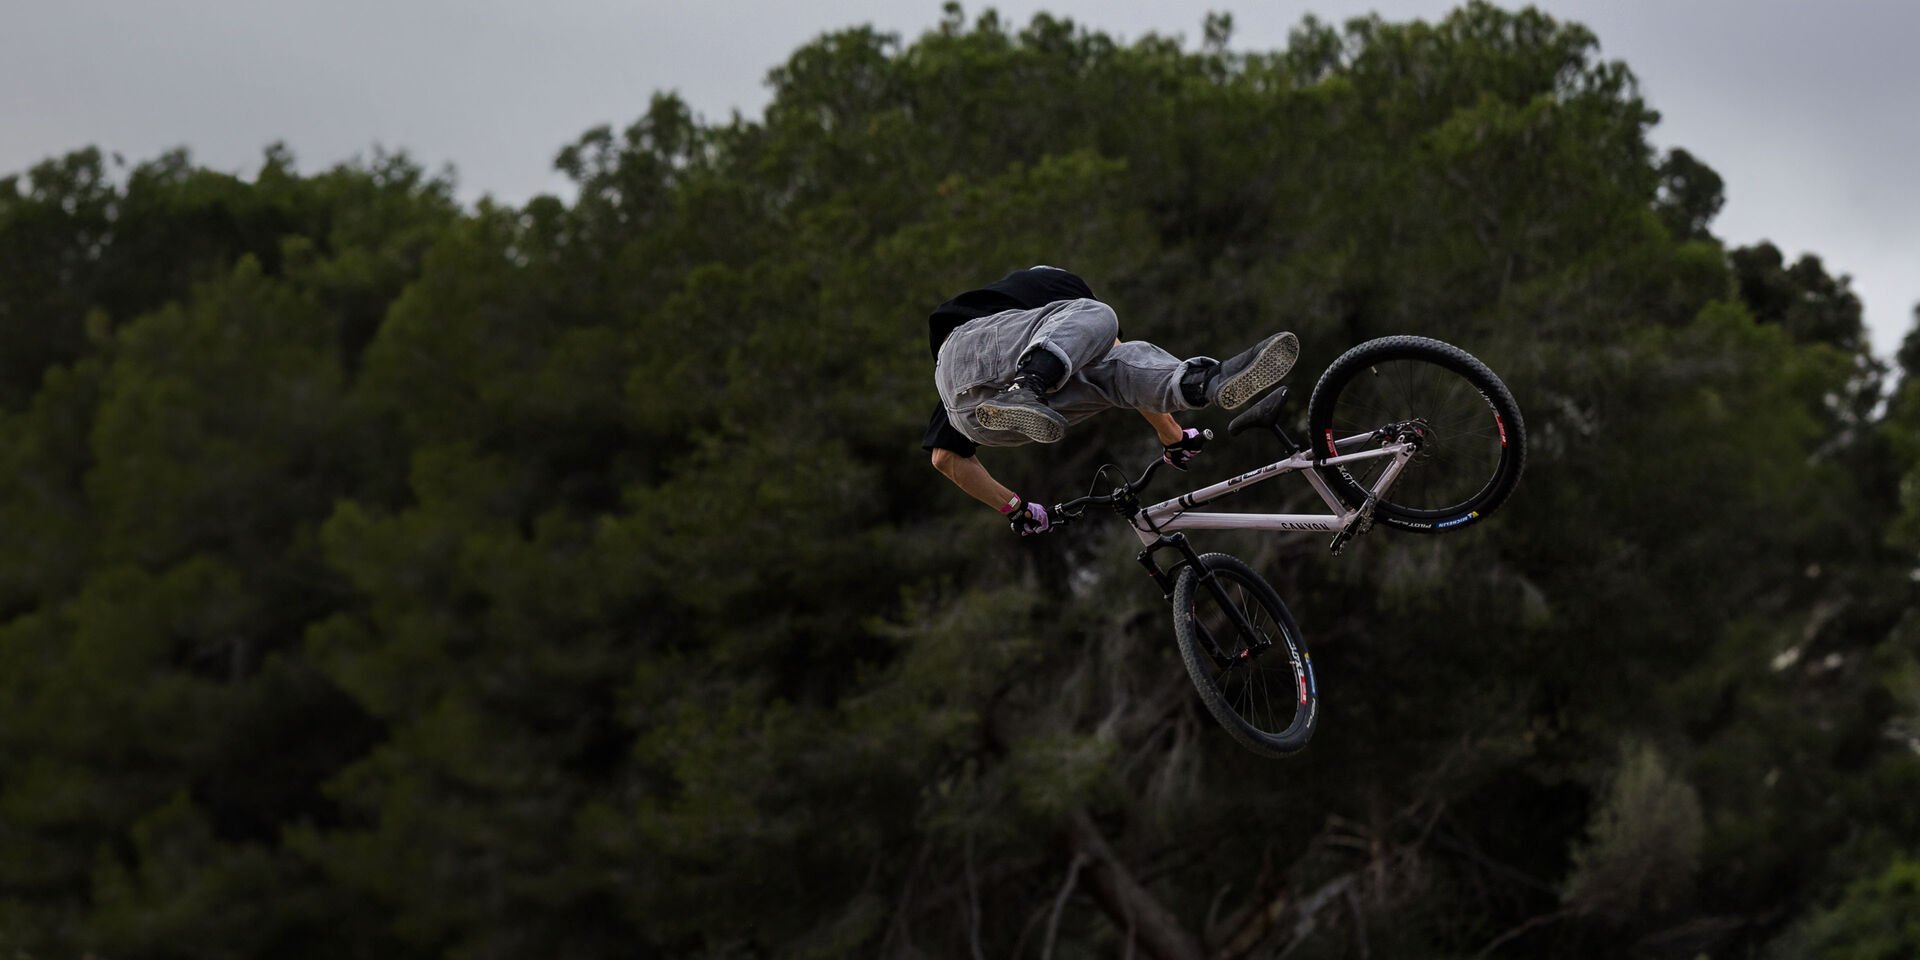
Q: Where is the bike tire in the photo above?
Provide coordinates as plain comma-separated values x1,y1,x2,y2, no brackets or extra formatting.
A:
1171,553,1318,758
1303,336,1525,533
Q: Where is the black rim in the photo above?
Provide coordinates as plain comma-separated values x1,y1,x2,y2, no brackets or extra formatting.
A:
1319,356,1510,518
1188,570,1306,737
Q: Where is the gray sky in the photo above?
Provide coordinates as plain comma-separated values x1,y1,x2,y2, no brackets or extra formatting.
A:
5,0,1915,359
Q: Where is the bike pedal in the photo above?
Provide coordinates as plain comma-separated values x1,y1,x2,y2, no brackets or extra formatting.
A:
1327,530,1351,557
1328,495,1379,557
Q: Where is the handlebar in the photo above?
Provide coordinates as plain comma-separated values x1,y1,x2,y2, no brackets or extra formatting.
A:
1052,429,1213,525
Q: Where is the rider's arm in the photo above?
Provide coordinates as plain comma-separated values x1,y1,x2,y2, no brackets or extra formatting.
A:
1139,410,1185,445
930,448,1021,513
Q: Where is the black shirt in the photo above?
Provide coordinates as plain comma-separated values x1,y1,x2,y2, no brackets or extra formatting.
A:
926,266,1097,359
923,266,1101,456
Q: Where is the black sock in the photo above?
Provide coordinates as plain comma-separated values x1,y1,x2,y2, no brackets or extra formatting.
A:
1179,359,1217,406
1013,349,1068,393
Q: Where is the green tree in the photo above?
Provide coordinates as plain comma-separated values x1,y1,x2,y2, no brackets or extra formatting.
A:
3,4,1918,958
1769,855,1920,960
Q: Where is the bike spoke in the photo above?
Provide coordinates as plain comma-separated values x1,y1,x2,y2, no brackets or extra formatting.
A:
1195,570,1300,738
1326,357,1508,514
1235,585,1267,731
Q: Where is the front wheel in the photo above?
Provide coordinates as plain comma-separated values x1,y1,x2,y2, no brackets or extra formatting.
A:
1172,553,1318,758
1304,335,1526,533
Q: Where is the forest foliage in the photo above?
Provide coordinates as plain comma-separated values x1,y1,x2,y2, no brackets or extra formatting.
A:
3,3,1919,957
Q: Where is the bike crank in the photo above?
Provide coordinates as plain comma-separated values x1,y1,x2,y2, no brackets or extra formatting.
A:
1327,492,1378,557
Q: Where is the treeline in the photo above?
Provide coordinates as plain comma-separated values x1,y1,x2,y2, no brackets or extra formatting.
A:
3,3,1919,957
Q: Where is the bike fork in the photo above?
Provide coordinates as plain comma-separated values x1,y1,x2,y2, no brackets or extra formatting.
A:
1138,533,1267,665
1135,532,1197,600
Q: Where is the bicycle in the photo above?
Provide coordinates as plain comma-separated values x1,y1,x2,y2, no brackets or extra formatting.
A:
1051,336,1525,757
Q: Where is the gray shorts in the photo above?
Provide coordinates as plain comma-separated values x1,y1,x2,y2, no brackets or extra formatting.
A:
934,298,1210,447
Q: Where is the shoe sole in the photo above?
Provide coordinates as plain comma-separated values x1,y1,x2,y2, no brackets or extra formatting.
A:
1214,332,1300,410
975,402,1067,443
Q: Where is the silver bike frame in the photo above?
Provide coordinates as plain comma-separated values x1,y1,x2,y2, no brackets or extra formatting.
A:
1127,430,1416,545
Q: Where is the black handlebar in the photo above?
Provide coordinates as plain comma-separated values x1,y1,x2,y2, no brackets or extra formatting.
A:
1052,428,1213,524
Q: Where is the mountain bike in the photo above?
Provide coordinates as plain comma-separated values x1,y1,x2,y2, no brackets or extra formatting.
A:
1051,336,1525,757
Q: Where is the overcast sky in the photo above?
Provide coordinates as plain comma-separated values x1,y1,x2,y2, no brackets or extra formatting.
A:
5,0,1915,359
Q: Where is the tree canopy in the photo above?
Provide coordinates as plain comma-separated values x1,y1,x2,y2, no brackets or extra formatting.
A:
2,4,1917,957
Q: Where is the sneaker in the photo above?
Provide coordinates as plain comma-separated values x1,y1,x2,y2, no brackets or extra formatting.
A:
975,383,1068,443
1206,331,1299,410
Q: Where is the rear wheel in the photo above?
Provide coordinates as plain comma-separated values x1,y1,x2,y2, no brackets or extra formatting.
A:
1171,553,1317,758
1304,336,1525,533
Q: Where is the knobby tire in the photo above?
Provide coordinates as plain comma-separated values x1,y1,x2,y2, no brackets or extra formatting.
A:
1171,553,1318,758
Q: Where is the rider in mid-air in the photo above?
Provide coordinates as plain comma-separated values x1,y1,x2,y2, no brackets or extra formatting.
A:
924,266,1299,536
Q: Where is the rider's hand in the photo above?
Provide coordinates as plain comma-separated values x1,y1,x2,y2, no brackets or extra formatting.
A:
1162,427,1208,471
1007,498,1053,537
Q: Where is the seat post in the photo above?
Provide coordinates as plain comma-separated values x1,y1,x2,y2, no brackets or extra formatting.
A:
1271,422,1306,454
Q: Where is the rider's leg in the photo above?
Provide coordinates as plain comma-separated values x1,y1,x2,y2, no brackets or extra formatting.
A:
1051,330,1301,422
942,307,1297,442
1008,348,1066,396
1013,297,1121,388
937,299,1119,446
1050,341,1209,420
1199,331,1300,410
972,299,1119,443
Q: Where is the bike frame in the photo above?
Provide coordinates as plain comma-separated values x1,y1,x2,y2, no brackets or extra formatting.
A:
1126,430,1417,545
1104,430,1412,698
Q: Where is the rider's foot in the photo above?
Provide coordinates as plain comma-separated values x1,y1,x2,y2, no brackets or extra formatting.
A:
976,383,1068,443
1205,331,1299,410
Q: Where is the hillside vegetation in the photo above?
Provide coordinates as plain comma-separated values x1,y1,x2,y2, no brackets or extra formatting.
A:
3,4,1919,957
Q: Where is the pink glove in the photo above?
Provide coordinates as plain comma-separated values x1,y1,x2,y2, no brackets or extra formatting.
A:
1162,427,1207,471
1005,498,1053,536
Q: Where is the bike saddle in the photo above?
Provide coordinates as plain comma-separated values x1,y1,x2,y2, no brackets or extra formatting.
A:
1227,385,1290,438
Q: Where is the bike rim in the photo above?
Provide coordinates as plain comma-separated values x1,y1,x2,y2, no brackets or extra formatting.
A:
1190,572,1307,737
1321,357,1510,518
